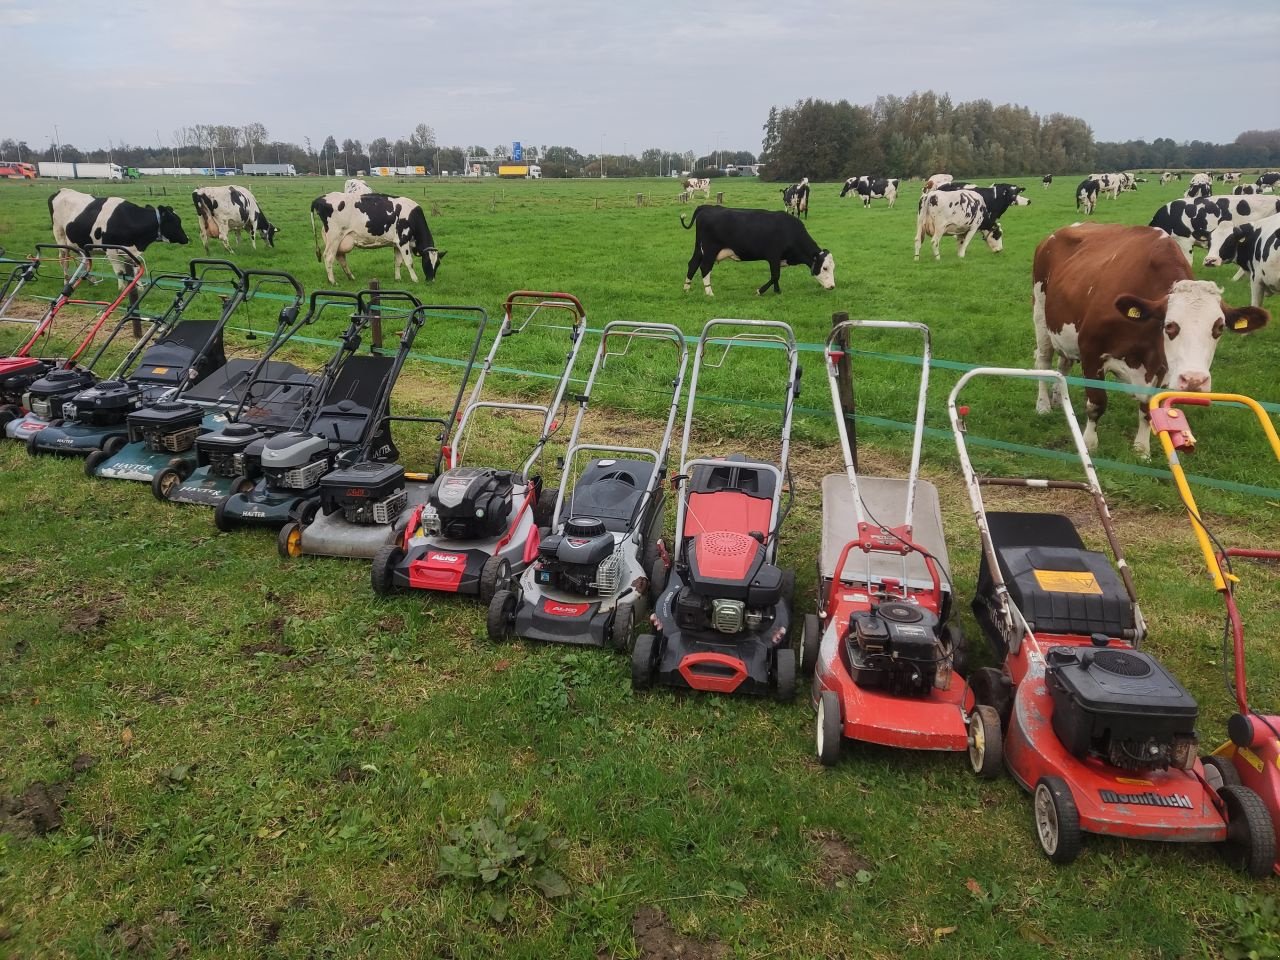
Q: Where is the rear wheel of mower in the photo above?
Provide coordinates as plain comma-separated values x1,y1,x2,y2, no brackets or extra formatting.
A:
1034,776,1082,865
83,449,109,477
800,613,822,676
779,568,796,607
487,589,516,642
152,467,183,502
631,634,657,690
610,604,635,652
816,690,842,767
102,434,126,457
479,556,510,603
970,666,1014,730
295,499,319,526
774,648,797,702
0,404,20,426
534,486,558,527
1203,755,1242,791
277,522,303,559
1219,785,1276,878
26,431,43,457
230,474,255,495
213,496,235,533
942,622,968,678
649,556,667,599
371,545,404,597
968,705,1004,779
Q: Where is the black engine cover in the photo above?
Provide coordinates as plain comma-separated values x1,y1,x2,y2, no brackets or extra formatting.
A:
68,379,143,426
431,467,515,540
24,367,96,418
846,602,941,696
320,461,406,513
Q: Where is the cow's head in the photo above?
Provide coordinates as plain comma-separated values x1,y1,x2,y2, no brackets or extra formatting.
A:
995,183,1031,207
1204,222,1258,269
256,211,278,247
811,249,835,289
422,248,446,282
157,206,189,245
1113,279,1268,392
839,178,856,197
981,222,1004,253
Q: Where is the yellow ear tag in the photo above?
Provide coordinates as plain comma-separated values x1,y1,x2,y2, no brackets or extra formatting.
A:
1234,317,1249,330
1127,307,1142,318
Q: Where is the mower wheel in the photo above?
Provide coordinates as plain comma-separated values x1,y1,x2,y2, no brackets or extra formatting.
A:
943,622,968,678
631,634,657,690
83,449,109,477
610,604,635,652
479,556,510,603
277,522,304,559
371,544,404,597
296,499,319,526
774,648,797,702
487,589,516,642
213,496,235,533
534,486,559,527
230,474,255,495
103,434,127,457
780,568,796,607
968,705,1004,779
1033,776,1082,865
970,666,1014,730
817,690,842,767
26,431,43,457
649,556,668,598
800,613,822,676
1203,755,1242,791
152,467,183,502
1219,785,1276,879
0,404,20,426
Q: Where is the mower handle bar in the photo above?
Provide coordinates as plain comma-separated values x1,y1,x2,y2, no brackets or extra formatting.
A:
504,290,585,319
242,268,304,303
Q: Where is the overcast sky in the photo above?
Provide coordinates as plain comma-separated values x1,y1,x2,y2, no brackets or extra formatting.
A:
5,0,1278,157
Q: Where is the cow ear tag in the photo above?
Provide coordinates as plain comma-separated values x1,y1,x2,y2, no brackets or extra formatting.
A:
1234,317,1249,330
1127,307,1142,318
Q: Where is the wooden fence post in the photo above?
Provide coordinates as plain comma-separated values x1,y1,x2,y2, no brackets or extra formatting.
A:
715,191,724,205
636,193,644,207
369,277,382,351
831,311,856,468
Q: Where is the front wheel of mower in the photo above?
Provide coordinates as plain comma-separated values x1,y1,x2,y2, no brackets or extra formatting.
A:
774,648,797,702
800,613,822,676
649,556,668,599
295,499,319,527
970,666,1014,730
487,589,516,642
631,634,657,690
371,544,404,597
213,496,235,533
230,474,255,495
610,604,635,652
534,485,559,527
83,448,109,477
479,555,510,603
969,705,1004,779
277,521,303,559
816,690,842,767
1034,776,1082,865
26,430,44,457
779,567,796,608
152,467,183,502
1219,785,1276,879
102,434,126,457
1203,755,1242,791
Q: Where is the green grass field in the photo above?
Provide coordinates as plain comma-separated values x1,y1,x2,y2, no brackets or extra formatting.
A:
1,174,1279,959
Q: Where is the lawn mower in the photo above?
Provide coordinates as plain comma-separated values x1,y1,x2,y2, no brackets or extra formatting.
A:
27,259,249,460
371,290,588,603
487,320,689,649
949,367,1273,875
88,270,317,494
809,319,973,765
631,318,801,701
214,289,428,534
1151,390,1280,875
277,304,490,560
3,245,147,442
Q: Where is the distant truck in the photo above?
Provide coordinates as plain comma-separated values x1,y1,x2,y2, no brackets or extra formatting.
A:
242,163,297,176
37,161,127,180
0,161,37,179
498,164,541,179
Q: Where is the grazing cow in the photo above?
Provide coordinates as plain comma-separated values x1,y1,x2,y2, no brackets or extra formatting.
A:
1233,183,1264,195
309,192,444,284
344,178,372,194
1201,196,1280,269
914,189,1006,260
191,185,278,253
782,178,810,218
929,182,1030,212
1148,198,1225,264
1042,174,1053,189
1256,172,1280,193
841,176,898,208
1160,172,1176,185
1076,178,1100,214
683,177,712,199
49,187,188,284
1220,172,1241,183
1185,173,1213,199
1207,213,1280,307
840,176,870,197
1088,173,1123,199
1118,172,1139,192
1032,222,1268,456
923,173,953,193
680,205,834,296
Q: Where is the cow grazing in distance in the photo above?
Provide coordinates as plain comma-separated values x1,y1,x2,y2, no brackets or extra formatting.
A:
49,187,188,285
191,185,278,253
1148,198,1225,264
1042,175,1053,189
1207,214,1280,308
680,205,834,296
1076,179,1100,214
683,177,711,199
1233,184,1264,195
344,178,372,194
310,192,444,284
782,178,810,218
1256,172,1279,192
1220,172,1241,183
1185,173,1213,199
840,176,870,198
842,176,898,208
1119,172,1138,192
914,189,1005,260
1032,222,1268,456
1200,196,1280,269
923,173,952,193
1089,173,1123,199
1160,172,1176,185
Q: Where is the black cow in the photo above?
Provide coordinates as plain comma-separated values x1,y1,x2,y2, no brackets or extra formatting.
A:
1042,174,1053,188
781,178,810,218
1257,172,1280,192
680,205,834,296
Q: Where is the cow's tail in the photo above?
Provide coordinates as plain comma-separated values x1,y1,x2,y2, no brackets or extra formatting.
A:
679,206,701,230
310,198,323,262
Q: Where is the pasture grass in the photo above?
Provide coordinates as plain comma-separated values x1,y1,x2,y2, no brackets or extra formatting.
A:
0,174,1279,958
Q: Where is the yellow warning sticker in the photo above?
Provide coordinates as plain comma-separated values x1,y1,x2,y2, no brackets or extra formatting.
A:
150,367,169,374
1033,569,1103,595
1116,777,1154,786
1240,748,1264,773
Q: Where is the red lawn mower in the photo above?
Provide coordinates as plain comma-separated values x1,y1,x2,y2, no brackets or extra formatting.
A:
809,319,973,765
949,367,1273,874
1151,390,1280,875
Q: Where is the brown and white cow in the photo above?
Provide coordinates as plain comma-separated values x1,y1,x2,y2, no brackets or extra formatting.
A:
1032,223,1268,456
683,177,711,199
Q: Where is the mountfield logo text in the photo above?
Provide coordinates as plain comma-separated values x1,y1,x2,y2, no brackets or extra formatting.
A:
1099,790,1193,809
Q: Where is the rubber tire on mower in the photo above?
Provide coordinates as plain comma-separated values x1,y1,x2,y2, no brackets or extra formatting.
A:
968,705,1004,779
213,496,235,533
534,486,559,528
294,499,320,527
610,604,635,652
229,474,255,495
479,556,511,603
631,634,657,690
152,467,184,502
277,522,303,559
83,448,110,477
1202,755,1242,791
800,613,822,677
649,556,668,599
103,435,126,457
487,589,516,642
1219,785,1276,879
371,545,404,597
942,622,968,678
779,568,796,607
0,404,20,427
970,666,1014,730
816,690,842,767
1034,776,1082,865
774,648,797,702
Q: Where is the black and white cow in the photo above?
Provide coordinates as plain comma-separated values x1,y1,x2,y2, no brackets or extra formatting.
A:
914,189,1006,260
309,192,444,284
1088,173,1123,199
1220,172,1241,183
1233,184,1264,196
680,205,834,295
1185,173,1213,199
840,175,870,197
923,173,953,193
1256,172,1280,193
1119,172,1139,192
191,185,277,253
1148,198,1226,263
344,178,372,194
1160,172,1176,185
1076,178,1100,214
49,187,189,283
1207,213,1280,307
1201,196,1280,270
841,176,898,208
1042,174,1053,189
782,178,810,218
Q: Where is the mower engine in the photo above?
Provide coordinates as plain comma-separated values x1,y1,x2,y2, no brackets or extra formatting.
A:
676,531,783,637
259,432,334,492
126,401,204,453
424,467,514,540
1046,644,1198,771
534,517,622,596
846,601,948,696
23,367,97,420
319,461,408,525
1,359,52,405
62,379,144,427
196,423,266,478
